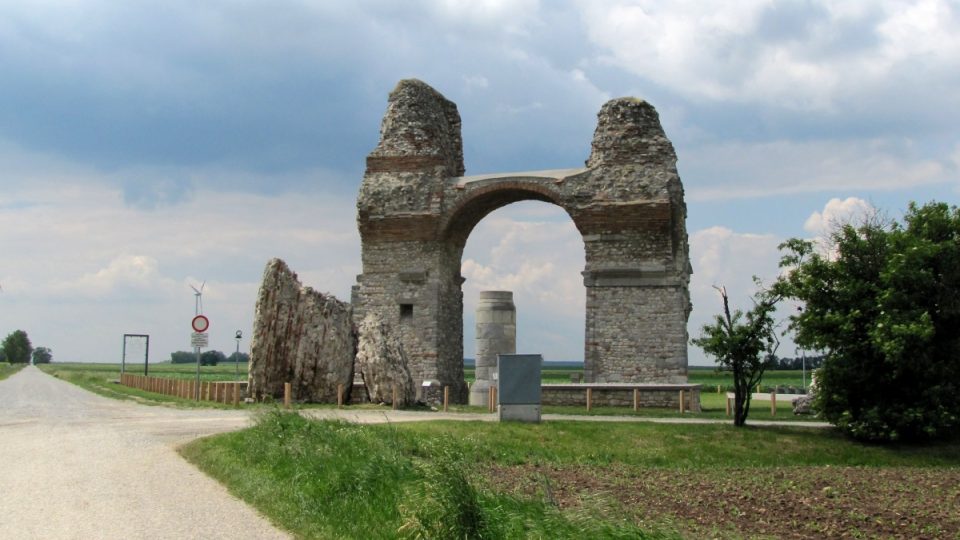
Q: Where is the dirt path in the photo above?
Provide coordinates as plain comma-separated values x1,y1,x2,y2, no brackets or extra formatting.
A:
0,366,288,540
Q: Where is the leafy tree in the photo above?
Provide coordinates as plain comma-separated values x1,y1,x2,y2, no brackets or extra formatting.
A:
227,352,249,364
31,347,52,364
200,350,226,366
1,330,33,364
693,284,781,427
778,201,960,441
170,350,228,365
170,351,196,364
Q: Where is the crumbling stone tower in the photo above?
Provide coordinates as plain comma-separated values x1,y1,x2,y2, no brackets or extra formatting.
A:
354,79,691,402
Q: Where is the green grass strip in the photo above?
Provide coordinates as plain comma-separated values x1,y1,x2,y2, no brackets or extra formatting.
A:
181,413,959,539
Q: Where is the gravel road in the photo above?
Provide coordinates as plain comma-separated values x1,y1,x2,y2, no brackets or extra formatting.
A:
0,366,289,540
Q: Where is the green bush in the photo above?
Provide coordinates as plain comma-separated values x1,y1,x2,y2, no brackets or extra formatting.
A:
779,202,960,441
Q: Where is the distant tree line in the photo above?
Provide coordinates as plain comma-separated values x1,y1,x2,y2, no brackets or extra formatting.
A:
772,355,823,371
0,330,52,364
170,350,249,366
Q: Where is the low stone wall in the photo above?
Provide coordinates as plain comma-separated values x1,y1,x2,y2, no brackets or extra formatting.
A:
541,383,702,412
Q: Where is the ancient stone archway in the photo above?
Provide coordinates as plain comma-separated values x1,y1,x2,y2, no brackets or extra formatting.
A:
353,79,691,402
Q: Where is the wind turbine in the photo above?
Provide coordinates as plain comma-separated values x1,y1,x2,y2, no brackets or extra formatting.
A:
190,281,205,316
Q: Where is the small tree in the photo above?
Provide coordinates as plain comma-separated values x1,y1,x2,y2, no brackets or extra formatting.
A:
1,330,33,364
693,285,781,426
31,347,52,364
170,351,196,364
200,350,226,366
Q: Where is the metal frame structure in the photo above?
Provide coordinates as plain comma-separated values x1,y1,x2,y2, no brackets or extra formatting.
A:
121,334,150,376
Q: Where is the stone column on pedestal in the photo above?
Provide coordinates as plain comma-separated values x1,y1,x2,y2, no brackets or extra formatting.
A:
469,290,516,407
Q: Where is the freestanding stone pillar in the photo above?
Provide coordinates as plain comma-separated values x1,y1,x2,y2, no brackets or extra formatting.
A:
469,291,516,407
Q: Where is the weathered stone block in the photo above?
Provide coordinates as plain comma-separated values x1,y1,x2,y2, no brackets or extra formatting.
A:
248,259,355,403
356,313,417,407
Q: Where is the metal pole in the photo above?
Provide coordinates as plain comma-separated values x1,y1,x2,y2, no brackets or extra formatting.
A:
194,292,201,400
144,335,150,376
121,336,126,376
235,330,242,382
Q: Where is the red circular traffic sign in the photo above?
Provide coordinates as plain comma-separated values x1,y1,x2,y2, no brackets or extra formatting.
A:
192,315,210,333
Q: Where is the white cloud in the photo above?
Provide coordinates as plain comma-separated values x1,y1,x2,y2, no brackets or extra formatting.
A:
460,202,585,360
803,197,874,236
57,255,173,298
687,225,789,364
682,138,948,201
579,0,960,111
0,167,359,363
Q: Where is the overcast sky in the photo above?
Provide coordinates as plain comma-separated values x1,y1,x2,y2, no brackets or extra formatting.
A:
1,1,957,367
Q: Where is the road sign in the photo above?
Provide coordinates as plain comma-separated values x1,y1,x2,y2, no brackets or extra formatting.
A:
191,332,209,348
192,315,210,333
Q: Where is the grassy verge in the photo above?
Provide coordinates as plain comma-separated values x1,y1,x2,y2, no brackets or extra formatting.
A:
0,362,26,381
38,364,243,409
181,413,960,539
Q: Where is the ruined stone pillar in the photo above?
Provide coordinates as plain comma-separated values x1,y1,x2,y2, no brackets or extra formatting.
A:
469,291,516,406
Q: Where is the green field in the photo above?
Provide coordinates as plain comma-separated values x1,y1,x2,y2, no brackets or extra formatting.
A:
466,365,810,391
181,412,960,539
52,361,806,390
45,361,248,380
38,362,248,409
40,362,817,421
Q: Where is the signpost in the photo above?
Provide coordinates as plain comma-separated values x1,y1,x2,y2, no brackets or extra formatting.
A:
191,332,209,348
192,314,209,400
192,315,209,333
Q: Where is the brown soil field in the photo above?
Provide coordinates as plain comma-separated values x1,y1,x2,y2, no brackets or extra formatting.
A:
488,464,960,539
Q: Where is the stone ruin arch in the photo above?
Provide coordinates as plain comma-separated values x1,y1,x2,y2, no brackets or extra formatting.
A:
353,79,691,402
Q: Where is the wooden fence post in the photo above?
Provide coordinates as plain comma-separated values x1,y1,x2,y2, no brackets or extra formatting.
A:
770,392,777,416
726,395,732,416
337,384,344,409
392,386,398,410
284,382,291,409
679,390,686,414
633,388,639,411
488,386,494,413
232,383,240,406
443,386,449,412
586,388,593,412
